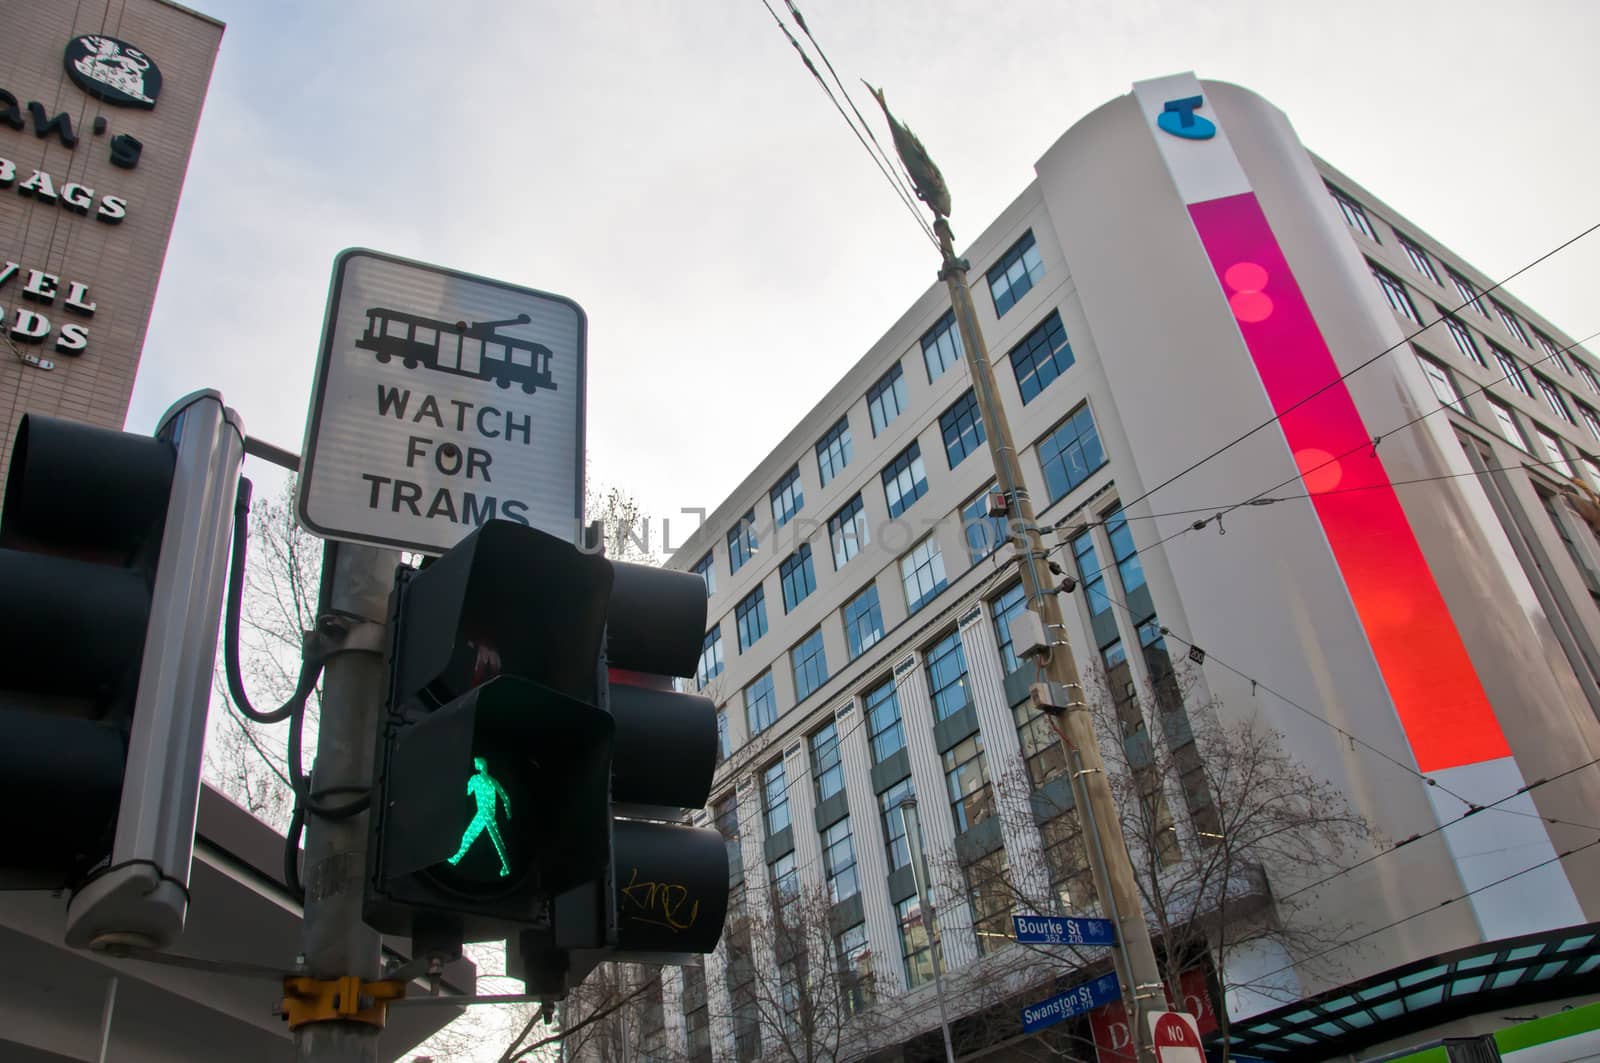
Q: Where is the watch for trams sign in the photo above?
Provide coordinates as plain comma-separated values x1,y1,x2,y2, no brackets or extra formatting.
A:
296,249,586,555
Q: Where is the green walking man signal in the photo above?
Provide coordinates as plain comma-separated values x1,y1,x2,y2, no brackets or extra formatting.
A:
449,757,512,877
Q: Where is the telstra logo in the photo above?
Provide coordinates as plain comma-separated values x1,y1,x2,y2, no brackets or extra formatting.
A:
1157,95,1216,140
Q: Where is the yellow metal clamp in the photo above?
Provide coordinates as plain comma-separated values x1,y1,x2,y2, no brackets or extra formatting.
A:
280,975,406,1031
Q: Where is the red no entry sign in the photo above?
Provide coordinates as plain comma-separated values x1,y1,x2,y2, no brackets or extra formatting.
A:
1150,1011,1204,1063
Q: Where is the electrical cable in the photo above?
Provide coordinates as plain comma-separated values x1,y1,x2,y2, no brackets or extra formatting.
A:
285,802,305,905
224,477,326,724
755,0,940,248
1106,221,1600,524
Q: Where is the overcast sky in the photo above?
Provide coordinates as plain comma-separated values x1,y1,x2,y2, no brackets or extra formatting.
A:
127,0,1600,553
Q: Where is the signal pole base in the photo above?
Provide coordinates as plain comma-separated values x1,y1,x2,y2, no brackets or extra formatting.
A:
281,975,405,1032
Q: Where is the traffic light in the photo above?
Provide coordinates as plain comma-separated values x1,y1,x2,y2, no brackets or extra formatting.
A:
365,519,618,943
509,561,729,992
0,391,246,950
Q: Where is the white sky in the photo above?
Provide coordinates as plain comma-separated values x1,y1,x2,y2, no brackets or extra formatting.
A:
127,0,1600,549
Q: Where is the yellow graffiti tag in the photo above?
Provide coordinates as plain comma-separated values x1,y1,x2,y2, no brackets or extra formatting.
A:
619,868,700,932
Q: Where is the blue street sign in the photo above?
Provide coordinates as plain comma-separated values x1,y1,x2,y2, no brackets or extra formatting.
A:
1020,972,1121,1033
1013,913,1118,946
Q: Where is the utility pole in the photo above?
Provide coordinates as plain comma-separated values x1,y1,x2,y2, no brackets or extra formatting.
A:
870,88,1167,1062
295,541,399,1063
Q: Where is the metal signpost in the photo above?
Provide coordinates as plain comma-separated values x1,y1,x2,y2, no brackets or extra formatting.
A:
1013,914,1118,947
1020,972,1122,1035
297,248,587,556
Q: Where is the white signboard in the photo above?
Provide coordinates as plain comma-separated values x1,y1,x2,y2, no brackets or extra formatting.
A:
297,249,585,554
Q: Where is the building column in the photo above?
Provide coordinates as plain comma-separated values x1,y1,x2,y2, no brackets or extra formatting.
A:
784,740,825,890
661,965,688,1059
894,649,980,971
835,695,905,997
706,938,737,1063
959,601,1052,908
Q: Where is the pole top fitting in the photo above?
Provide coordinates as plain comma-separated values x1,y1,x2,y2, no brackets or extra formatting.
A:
280,975,405,1031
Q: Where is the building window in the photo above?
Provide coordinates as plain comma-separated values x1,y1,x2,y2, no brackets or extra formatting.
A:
897,895,941,989
1014,697,1067,790
697,625,724,688
1537,429,1575,479
683,966,711,1060
1039,404,1107,504
745,671,777,737
882,441,929,517
1535,332,1571,375
939,389,987,469
770,465,805,529
821,818,859,903
1136,617,1184,716
843,583,884,660
769,848,798,907
987,230,1045,317
900,536,948,614
1579,404,1600,444
991,581,1027,674
1398,236,1441,284
1493,301,1532,348
763,760,791,837
811,722,843,804
693,550,716,597
865,678,904,764
1071,526,1112,616
1102,639,1143,740
879,776,916,870
727,511,757,574
791,627,829,702
1493,347,1533,397
816,416,853,486
779,543,817,613
1328,185,1378,242
1371,264,1420,324
1577,361,1600,396
1536,376,1576,424
1418,354,1465,413
714,794,741,882
716,710,730,762
943,734,994,833
1041,812,1097,913
966,848,1012,956
922,309,964,383
827,493,868,569
1105,507,1146,596
962,486,1008,563
1009,310,1076,404
1441,312,1487,368
836,923,875,1018
924,629,969,722
735,585,768,651
1488,398,1528,451
867,363,908,437
1449,269,1488,317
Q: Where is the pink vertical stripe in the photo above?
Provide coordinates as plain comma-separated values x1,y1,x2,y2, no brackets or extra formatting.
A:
1187,192,1509,772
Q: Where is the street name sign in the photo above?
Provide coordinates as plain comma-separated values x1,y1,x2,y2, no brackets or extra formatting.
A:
1019,972,1120,1034
1149,1011,1204,1063
1013,913,1117,946
298,248,586,555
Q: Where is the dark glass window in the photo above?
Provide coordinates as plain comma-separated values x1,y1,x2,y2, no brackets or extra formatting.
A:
810,722,843,804
879,776,916,871
816,416,853,486
693,550,716,597
779,543,817,612
924,629,969,722
769,465,804,529
867,363,908,436
1038,404,1106,503
1441,312,1486,367
745,671,777,736
1328,185,1378,242
921,309,964,382
821,817,859,903
1071,527,1111,615
1105,507,1146,595
829,493,869,568
1398,236,1441,284
882,441,929,518
900,536,947,614
697,625,724,688
990,581,1027,674
865,678,904,763
791,627,828,702
843,583,884,660
1009,310,1075,404
987,230,1045,317
939,389,987,468
762,760,790,836
962,487,1008,563
735,585,768,651
943,734,993,833
1371,264,1420,324
727,510,757,574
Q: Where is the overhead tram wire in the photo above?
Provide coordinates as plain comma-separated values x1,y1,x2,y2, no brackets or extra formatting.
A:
757,0,940,249
1113,325,1600,558
1106,220,1600,523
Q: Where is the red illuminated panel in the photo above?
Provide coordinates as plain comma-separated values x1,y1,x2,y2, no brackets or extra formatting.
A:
1187,192,1509,772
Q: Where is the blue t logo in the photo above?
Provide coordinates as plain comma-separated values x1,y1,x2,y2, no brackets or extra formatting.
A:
1157,95,1216,140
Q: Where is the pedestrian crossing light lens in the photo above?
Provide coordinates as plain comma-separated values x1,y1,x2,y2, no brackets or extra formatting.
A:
425,749,535,896
449,757,512,877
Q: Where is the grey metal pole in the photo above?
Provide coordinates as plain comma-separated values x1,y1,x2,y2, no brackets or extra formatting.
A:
931,218,1165,1063
97,976,117,1063
295,541,399,1063
899,797,956,1063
